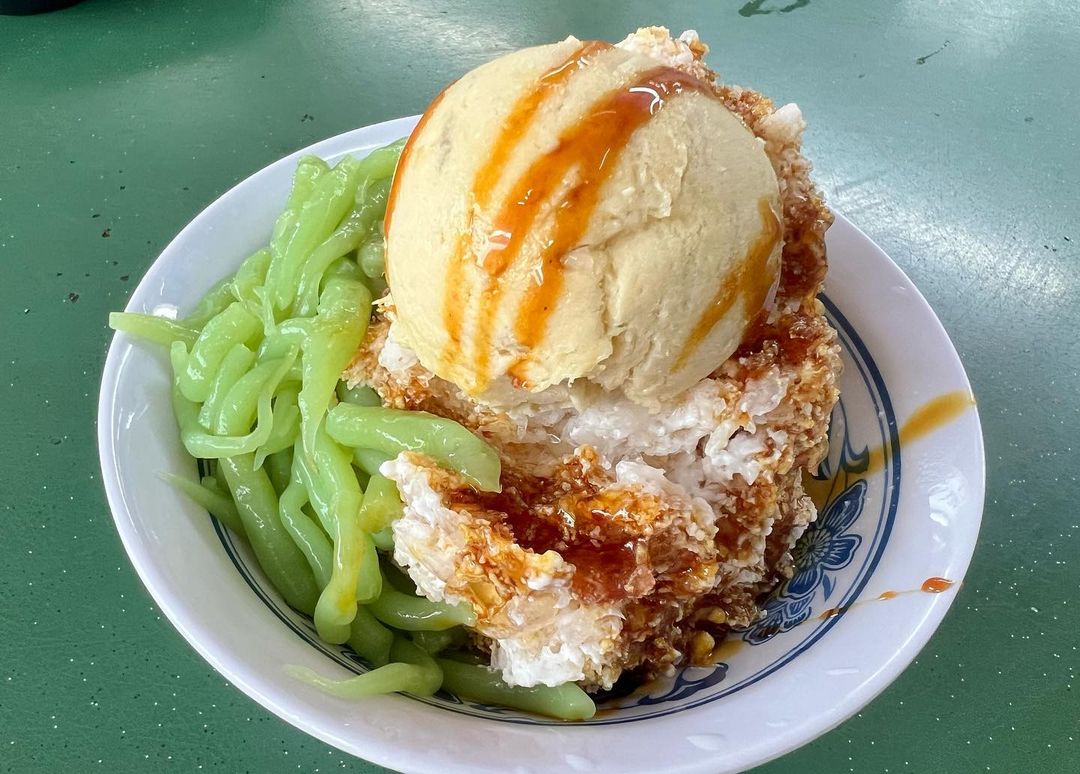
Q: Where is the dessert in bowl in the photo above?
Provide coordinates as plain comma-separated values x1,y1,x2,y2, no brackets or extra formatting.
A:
99,25,983,773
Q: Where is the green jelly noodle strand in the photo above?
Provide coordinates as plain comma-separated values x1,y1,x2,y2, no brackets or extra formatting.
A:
278,469,333,589
231,248,272,303
324,255,365,285
354,531,382,604
349,605,393,667
357,232,386,280
355,176,390,228
357,472,402,533
254,386,300,468
160,472,243,535
219,454,321,616
213,355,292,435
257,318,309,361
292,444,336,536
200,474,226,496
197,343,256,431
369,582,476,631
371,526,395,552
180,301,262,402
109,312,199,349
264,448,294,495
277,450,357,644
336,382,381,407
306,424,366,643
352,447,391,475
169,342,202,439
411,628,464,656
298,277,372,459
288,635,441,698
325,404,502,492
182,276,235,330
267,156,330,283
292,211,369,319
182,403,273,458
266,156,365,311
181,354,294,459
356,138,406,181
437,659,597,721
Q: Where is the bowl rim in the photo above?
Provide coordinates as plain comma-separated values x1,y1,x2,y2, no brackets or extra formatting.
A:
97,115,986,774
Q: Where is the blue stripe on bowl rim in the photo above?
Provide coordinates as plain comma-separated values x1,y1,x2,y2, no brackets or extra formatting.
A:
205,292,901,725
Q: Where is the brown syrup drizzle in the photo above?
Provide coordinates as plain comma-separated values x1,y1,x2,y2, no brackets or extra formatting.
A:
673,197,781,370
500,66,716,386
804,390,975,511
863,390,976,477
707,636,745,664
459,476,651,605
817,577,955,620
429,41,614,387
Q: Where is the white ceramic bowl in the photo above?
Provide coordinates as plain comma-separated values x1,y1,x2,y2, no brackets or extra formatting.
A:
98,116,985,774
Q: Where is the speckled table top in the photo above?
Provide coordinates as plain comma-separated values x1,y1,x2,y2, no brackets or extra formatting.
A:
1,0,1078,772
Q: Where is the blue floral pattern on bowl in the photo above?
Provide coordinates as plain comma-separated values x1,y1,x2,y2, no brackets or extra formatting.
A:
741,401,868,645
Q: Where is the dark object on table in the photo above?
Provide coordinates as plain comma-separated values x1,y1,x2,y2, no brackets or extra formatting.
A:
0,0,83,14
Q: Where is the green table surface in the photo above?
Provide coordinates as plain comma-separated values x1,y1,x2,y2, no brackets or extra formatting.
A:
2,0,1078,771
